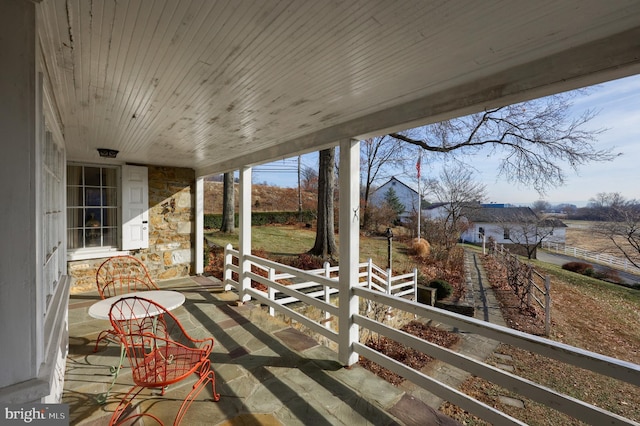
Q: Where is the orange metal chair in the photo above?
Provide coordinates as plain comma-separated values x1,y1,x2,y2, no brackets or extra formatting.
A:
94,255,160,352
108,296,219,425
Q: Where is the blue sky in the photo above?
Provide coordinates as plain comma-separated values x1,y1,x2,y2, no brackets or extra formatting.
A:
253,74,640,207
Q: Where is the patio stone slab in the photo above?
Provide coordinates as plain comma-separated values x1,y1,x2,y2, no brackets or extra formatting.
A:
274,327,320,352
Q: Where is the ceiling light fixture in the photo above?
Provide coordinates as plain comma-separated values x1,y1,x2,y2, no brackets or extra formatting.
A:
97,148,119,158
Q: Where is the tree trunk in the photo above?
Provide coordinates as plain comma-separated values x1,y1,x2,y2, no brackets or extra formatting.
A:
310,148,338,258
220,172,235,233
362,174,372,229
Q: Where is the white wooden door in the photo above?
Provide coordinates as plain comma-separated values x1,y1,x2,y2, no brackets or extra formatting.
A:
121,165,149,250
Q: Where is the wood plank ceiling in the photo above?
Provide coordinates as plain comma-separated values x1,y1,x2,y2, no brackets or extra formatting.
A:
37,0,640,176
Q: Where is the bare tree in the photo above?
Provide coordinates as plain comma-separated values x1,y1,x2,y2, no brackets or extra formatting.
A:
427,164,486,248
593,196,640,268
587,192,627,221
499,210,560,259
300,164,318,191
220,172,235,233
389,93,615,194
531,200,551,214
360,135,407,228
310,148,338,258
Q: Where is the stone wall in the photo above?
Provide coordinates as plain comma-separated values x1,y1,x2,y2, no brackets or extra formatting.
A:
147,165,195,278
67,165,195,293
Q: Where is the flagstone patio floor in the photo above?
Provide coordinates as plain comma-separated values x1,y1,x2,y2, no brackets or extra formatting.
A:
63,276,461,425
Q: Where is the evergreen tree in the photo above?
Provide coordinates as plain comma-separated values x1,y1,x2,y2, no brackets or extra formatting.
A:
384,187,405,221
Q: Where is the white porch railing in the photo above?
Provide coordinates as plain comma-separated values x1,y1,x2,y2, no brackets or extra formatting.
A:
541,241,640,274
223,245,640,425
224,244,417,311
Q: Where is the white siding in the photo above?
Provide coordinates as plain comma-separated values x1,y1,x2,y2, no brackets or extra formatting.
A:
370,178,419,221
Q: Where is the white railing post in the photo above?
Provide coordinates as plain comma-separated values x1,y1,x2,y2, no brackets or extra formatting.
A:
386,269,392,296
413,268,418,301
367,258,373,290
268,268,276,317
224,243,233,291
324,261,331,329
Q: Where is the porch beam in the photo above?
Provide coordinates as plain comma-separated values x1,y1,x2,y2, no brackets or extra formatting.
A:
338,138,360,366
239,166,252,302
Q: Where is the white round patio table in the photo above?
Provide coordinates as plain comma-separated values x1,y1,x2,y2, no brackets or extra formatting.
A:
89,290,186,320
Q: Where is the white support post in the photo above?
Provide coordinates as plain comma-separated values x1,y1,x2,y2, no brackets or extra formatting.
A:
338,138,360,367
195,177,204,275
239,166,252,303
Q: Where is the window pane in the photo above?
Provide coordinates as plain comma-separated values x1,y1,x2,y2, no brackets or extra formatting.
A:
103,208,117,227
67,228,82,250
85,188,102,206
86,209,101,227
84,167,101,186
67,186,82,207
103,227,118,246
67,165,83,185
67,208,83,228
104,188,117,206
85,229,101,247
103,168,117,187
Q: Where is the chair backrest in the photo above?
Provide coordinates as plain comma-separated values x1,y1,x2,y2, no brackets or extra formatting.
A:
108,296,213,388
96,255,159,299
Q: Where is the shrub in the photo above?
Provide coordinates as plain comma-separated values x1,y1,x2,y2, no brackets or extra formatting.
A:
283,253,326,270
561,262,594,275
594,268,622,283
410,238,431,257
429,279,453,300
416,271,430,287
204,210,315,229
364,204,398,232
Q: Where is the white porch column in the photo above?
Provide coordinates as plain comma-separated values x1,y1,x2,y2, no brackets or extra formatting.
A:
239,166,252,302
0,0,43,401
195,177,204,274
338,138,360,366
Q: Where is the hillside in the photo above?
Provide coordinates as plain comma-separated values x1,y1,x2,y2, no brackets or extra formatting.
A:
204,182,317,214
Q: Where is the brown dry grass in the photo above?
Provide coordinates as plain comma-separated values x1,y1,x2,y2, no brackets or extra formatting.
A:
440,246,640,425
564,220,640,264
204,181,316,214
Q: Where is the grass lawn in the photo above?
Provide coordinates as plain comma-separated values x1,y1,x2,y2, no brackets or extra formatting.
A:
204,224,415,272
